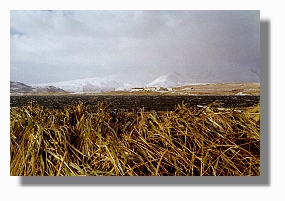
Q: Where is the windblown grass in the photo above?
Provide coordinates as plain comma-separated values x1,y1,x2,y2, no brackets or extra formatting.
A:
10,100,260,176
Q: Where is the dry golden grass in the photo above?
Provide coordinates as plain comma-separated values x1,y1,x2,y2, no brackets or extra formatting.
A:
10,100,260,176
174,82,260,96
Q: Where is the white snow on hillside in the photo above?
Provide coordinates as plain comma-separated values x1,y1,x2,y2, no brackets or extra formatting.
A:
146,72,196,88
31,74,143,93
29,70,260,94
30,72,218,93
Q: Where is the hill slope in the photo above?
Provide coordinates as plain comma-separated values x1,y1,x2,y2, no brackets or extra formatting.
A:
146,72,196,88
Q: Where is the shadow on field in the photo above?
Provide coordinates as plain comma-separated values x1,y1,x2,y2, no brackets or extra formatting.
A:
19,20,270,186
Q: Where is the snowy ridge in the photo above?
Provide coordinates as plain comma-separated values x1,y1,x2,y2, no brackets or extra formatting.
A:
146,72,196,88
12,71,260,94
29,72,206,93
31,74,143,93
30,72,197,93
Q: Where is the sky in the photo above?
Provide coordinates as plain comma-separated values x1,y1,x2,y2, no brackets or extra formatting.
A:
10,10,260,84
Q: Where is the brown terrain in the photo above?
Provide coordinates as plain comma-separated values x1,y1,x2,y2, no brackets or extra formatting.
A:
101,82,260,96
172,82,260,96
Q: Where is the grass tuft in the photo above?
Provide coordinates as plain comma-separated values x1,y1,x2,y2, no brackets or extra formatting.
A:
10,101,260,176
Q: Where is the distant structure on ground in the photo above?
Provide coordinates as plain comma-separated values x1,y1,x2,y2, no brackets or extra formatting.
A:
131,87,172,92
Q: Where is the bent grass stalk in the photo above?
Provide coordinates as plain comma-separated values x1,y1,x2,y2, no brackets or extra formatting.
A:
10,101,260,176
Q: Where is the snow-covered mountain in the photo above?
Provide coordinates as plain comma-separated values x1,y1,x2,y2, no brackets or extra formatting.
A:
33,85,66,93
30,72,197,93
28,72,215,93
146,72,196,88
31,74,143,93
18,69,260,94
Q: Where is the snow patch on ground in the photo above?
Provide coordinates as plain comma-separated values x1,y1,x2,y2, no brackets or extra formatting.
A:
236,91,247,96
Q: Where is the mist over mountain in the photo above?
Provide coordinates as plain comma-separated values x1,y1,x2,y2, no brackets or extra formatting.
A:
11,11,260,85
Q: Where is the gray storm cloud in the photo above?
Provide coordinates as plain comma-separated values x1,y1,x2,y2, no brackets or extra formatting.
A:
10,10,260,84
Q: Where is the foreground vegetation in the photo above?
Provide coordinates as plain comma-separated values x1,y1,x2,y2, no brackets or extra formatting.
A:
10,101,260,176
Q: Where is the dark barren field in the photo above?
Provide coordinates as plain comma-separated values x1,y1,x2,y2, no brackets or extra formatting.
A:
10,95,260,112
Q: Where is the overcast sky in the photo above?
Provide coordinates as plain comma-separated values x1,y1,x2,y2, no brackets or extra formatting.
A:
10,10,260,84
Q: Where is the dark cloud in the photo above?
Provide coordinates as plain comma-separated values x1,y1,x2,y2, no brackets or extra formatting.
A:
10,10,260,84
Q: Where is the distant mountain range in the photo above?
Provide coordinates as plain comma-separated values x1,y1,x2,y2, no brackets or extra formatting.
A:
29,74,143,93
10,71,260,94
